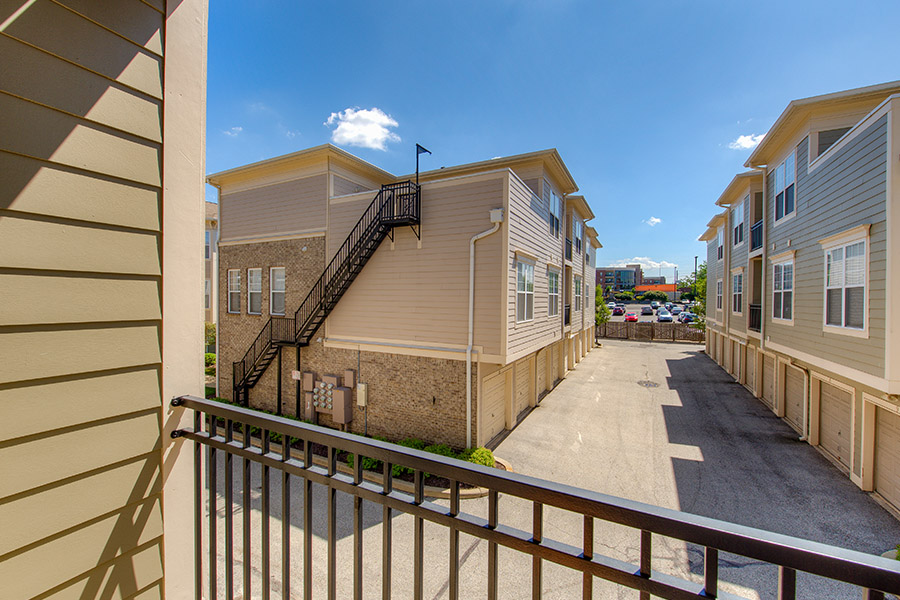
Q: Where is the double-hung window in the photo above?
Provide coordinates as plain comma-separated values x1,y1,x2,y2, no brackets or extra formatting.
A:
717,228,724,260
574,275,582,312
774,151,796,222
573,219,583,253
205,231,210,259
248,268,262,314
732,201,744,246
270,267,286,315
549,189,561,238
227,270,240,313
548,269,560,317
825,240,865,330
732,273,743,314
204,279,210,310
516,261,534,322
716,279,723,310
773,261,793,320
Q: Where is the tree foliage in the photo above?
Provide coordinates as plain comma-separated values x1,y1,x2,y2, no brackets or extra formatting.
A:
595,285,611,324
640,290,669,302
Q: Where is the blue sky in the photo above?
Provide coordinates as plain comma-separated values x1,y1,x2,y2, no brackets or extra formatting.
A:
206,1,900,282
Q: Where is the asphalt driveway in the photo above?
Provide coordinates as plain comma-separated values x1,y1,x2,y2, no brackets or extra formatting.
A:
495,338,900,598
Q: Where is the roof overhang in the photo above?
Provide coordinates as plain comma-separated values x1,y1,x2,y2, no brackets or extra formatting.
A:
745,80,900,168
715,171,762,207
206,143,394,188
698,227,717,242
404,148,579,195
585,226,601,248
568,195,595,221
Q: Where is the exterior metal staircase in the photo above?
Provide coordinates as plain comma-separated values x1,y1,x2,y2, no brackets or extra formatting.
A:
233,181,420,404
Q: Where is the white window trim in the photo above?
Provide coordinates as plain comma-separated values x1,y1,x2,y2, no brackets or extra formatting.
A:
269,266,286,315
548,268,560,317
548,185,562,238
731,270,744,316
247,267,262,315
574,275,582,312
717,227,724,261
820,227,869,339
516,260,535,323
716,279,723,311
772,150,797,226
204,279,210,310
732,201,745,249
771,259,794,325
227,269,240,314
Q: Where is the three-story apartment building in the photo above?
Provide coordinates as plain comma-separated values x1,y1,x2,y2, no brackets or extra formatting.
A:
208,145,597,449
700,81,900,512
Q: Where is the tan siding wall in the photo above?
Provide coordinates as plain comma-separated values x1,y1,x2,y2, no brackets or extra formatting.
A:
0,2,167,597
220,173,328,241
333,174,371,197
326,174,505,355
327,192,374,261
507,176,564,358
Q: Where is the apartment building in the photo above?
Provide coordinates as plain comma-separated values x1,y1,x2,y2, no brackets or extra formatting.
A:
209,145,598,449
700,81,900,512
596,264,642,291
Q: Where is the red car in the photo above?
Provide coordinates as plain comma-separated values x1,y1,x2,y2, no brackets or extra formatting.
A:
612,306,626,315
624,313,638,322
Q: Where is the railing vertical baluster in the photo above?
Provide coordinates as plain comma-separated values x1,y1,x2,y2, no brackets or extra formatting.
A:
413,469,424,600
261,430,271,600
328,446,337,600
449,479,460,600
778,566,796,600
194,410,202,600
353,456,364,600
532,502,543,600
639,530,651,600
304,440,313,600
281,434,291,599
382,462,393,600
208,414,218,600
225,420,234,599
488,489,499,600
582,516,593,600
704,546,718,598
242,423,251,600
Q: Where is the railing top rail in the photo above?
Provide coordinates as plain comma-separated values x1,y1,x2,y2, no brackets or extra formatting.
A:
175,394,900,593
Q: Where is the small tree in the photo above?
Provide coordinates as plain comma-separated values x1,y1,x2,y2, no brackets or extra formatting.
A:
614,291,634,302
595,285,611,325
205,322,216,349
641,290,669,303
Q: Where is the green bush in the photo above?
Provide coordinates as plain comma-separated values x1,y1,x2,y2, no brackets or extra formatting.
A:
423,443,456,458
392,438,428,477
205,353,216,367
346,435,388,471
458,447,495,468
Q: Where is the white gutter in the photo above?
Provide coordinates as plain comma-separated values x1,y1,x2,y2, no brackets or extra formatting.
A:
467,208,504,448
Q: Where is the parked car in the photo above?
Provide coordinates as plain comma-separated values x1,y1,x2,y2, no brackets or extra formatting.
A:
624,313,638,322
612,306,626,315
650,301,659,309
665,302,674,311
641,306,654,315
607,301,616,309
679,312,696,323
656,309,673,322
670,306,683,316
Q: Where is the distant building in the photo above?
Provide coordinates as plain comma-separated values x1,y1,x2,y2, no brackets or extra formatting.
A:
634,283,677,301
643,275,666,285
596,263,643,291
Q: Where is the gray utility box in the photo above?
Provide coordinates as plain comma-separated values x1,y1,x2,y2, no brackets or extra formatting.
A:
304,371,355,424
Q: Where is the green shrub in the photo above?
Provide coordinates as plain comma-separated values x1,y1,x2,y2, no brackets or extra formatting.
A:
346,435,388,471
424,443,456,458
205,353,216,367
460,447,495,468
391,438,428,477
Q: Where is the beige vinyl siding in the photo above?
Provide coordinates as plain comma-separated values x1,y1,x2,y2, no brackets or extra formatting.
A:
220,173,328,241
730,194,749,334
326,174,505,355
332,174,371,197
327,191,374,261
0,2,166,597
765,118,887,377
508,175,563,358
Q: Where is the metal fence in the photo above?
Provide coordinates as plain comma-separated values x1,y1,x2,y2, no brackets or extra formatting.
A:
173,395,898,600
598,321,706,343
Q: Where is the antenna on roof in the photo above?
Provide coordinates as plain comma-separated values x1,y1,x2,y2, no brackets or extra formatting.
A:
416,144,431,186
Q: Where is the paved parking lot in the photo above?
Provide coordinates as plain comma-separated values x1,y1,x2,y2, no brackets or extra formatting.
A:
209,340,900,599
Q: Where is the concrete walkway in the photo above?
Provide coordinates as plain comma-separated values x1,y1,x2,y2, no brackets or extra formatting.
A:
495,338,900,598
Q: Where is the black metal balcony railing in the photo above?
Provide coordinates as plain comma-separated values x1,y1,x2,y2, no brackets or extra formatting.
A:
564,304,571,326
565,238,573,261
172,396,900,600
750,219,763,251
749,303,762,332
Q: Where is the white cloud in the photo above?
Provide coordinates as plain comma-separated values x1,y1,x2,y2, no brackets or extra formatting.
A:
728,133,764,150
643,216,662,227
223,126,242,137
610,257,678,270
325,107,400,150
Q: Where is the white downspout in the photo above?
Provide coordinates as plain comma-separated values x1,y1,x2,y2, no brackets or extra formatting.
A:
467,208,504,449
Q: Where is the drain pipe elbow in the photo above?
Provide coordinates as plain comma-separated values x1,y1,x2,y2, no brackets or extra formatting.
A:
467,209,504,449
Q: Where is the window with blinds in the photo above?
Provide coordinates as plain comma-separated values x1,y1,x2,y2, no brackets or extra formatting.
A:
516,261,534,322
825,240,865,329
773,261,793,320
248,268,262,315
227,269,240,313
548,269,560,317
270,267,286,315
